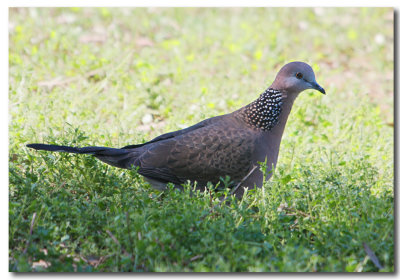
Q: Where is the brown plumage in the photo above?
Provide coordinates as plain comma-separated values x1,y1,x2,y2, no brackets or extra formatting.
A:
27,61,325,198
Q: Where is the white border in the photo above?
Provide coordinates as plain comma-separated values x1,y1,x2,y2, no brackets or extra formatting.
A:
3,0,399,279
5,0,400,7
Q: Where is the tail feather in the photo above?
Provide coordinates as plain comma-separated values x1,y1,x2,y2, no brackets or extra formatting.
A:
26,143,134,169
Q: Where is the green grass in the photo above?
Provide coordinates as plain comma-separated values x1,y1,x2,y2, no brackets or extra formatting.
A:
9,7,394,272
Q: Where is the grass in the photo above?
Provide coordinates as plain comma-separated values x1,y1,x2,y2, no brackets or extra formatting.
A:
9,7,394,272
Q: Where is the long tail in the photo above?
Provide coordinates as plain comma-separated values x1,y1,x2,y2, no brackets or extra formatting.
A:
26,143,134,169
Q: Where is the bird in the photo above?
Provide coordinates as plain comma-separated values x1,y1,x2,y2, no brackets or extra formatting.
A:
27,61,325,198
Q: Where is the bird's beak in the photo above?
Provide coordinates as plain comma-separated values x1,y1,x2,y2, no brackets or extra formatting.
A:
310,81,326,94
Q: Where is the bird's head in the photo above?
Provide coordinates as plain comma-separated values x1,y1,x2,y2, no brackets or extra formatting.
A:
271,61,325,96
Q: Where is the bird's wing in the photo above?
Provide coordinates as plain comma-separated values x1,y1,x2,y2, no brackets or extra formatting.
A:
133,118,259,185
122,115,224,149
136,167,183,184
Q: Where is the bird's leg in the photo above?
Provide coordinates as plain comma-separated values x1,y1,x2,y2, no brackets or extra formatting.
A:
229,165,258,197
199,165,258,221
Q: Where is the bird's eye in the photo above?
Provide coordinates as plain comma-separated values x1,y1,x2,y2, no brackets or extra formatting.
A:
295,72,303,79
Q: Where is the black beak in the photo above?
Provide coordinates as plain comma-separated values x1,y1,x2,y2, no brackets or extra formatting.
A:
310,82,326,94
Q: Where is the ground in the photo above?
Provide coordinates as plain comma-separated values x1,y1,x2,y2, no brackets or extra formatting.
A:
9,7,393,272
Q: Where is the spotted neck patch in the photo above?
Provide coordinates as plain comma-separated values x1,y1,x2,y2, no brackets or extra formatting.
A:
240,88,284,131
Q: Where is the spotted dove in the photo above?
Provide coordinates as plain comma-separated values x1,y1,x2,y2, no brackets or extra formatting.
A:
27,61,325,198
